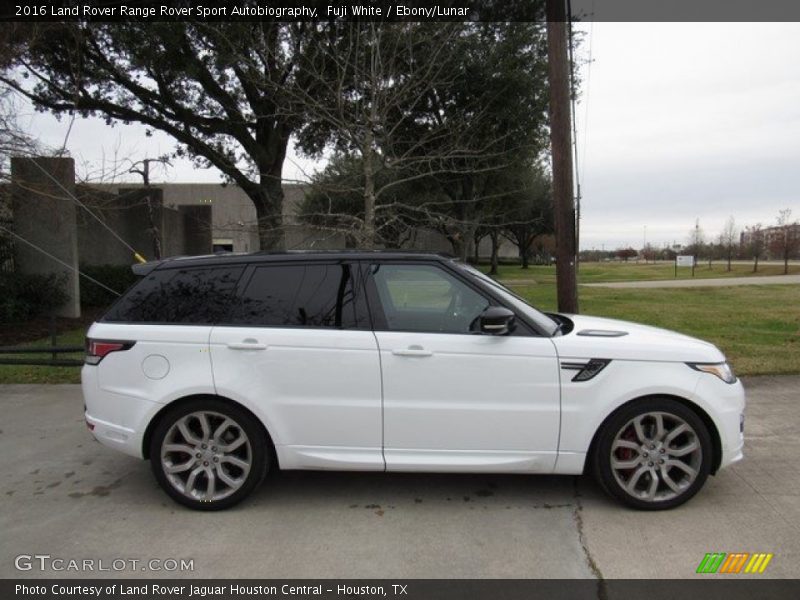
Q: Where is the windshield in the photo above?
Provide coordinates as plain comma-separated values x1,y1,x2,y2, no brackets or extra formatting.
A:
456,263,560,336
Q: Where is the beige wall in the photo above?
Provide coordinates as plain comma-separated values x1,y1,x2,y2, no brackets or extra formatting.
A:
94,182,522,258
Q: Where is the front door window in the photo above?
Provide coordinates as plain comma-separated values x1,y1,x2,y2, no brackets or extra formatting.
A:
370,264,490,334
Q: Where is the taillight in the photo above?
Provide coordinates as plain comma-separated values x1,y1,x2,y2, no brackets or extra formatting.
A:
85,339,134,365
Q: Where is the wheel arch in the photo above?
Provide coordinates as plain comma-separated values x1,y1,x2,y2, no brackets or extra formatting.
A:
141,394,278,468
585,393,723,476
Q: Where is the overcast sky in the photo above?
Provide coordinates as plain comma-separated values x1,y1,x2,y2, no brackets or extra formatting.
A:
21,22,800,250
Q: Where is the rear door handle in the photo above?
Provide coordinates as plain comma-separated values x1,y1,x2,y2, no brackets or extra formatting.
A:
392,347,433,358
227,340,267,350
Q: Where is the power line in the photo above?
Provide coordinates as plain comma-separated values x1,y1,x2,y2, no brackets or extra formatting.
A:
0,224,122,297
581,17,594,176
27,158,147,264
566,0,582,259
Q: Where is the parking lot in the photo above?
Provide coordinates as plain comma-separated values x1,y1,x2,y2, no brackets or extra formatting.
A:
1,376,798,579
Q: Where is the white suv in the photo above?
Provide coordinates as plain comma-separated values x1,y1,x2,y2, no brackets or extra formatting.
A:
82,252,745,510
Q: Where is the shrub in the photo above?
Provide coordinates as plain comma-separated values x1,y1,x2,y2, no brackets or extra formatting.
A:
79,264,138,308
0,272,69,323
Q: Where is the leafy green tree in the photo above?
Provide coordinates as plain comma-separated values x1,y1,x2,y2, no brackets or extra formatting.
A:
500,166,554,269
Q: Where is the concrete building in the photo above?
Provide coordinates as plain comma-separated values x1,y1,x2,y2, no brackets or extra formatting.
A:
93,181,521,260
740,223,800,258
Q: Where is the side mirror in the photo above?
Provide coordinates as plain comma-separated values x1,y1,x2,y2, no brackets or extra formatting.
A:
479,306,516,335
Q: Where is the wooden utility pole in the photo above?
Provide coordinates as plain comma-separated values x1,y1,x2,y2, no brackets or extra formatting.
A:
546,0,579,313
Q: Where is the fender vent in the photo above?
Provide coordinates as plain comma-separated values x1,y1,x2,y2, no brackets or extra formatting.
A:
560,358,611,382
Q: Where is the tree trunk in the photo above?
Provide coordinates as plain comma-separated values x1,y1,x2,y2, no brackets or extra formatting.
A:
489,230,499,275
727,252,732,272
785,251,790,275
473,230,482,264
252,178,285,251
450,236,465,261
362,136,377,249
250,131,289,251
461,223,476,263
753,255,759,273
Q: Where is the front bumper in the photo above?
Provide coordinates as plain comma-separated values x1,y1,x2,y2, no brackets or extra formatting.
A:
695,374,746,471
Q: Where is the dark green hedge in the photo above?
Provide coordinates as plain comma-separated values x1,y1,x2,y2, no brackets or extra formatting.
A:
79,264,138,308
0,272,69,323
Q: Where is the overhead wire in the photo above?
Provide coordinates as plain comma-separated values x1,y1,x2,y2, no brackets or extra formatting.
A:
0,223,122,297
566,0,591,260
27,158,147,264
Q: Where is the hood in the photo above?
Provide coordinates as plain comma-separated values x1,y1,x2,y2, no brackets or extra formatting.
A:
551,314,725,364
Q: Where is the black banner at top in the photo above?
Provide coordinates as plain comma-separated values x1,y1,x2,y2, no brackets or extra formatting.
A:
2,0,800,23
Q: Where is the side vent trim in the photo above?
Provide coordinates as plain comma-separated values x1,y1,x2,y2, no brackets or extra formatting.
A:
560,358,612,382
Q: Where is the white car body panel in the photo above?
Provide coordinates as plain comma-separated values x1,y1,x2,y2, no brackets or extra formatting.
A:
82,261,745,488
375,331,560,473
209,326,384,471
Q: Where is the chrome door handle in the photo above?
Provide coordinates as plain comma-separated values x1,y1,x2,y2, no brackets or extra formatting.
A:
392,347,433,357
227,340,267,350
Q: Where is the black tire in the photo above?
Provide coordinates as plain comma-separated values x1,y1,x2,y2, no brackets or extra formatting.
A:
591,397,712,510
149,398,270,511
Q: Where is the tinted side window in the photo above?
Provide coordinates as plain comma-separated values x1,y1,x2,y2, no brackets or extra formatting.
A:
370,264,490,334
104,266,243,324
227,263,364,328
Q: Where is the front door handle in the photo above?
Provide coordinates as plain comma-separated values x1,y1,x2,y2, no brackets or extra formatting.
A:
392,346,433,358
227,339,267,350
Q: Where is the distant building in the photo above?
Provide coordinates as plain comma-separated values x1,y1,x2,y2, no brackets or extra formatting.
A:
93,181,523,261
740,223,800,258
3,160,527,268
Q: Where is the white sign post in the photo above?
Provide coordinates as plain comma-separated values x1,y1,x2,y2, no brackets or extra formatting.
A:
675,255,695,277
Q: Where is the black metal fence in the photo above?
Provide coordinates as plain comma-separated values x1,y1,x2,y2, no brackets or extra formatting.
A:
0,315,84,367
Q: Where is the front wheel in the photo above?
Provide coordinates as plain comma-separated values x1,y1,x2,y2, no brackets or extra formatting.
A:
150,399,269,510
592,398,712,510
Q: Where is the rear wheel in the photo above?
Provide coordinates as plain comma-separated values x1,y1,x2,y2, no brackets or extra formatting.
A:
593,398,712,510
150,399,269,510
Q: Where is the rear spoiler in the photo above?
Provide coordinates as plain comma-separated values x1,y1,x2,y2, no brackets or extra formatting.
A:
132,262,158,276
131,252,237,276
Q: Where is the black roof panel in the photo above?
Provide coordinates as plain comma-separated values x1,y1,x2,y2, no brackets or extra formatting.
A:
132,249,456,275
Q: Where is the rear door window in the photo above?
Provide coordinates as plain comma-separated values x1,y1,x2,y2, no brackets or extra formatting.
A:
226,263,367,328
103,266,244,324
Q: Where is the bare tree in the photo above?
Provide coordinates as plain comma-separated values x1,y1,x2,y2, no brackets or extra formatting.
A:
291,23,468,248
0,85,44,269
720,216,738,272
686,218,705,262
292,22,550,255
744,223,765,273
770,209,800,275
128,158,172,260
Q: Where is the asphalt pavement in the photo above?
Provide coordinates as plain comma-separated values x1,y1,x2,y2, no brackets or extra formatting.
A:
0,377,798,579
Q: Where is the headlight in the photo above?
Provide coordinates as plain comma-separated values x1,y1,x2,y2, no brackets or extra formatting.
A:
687,361,737,384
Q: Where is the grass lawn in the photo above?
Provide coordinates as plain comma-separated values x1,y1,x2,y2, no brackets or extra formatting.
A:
0,327,84,384
505,283,799,377
490,261,800,283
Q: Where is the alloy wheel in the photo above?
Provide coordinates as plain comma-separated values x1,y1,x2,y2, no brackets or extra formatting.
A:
160,410,252,502
609,411,703,503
